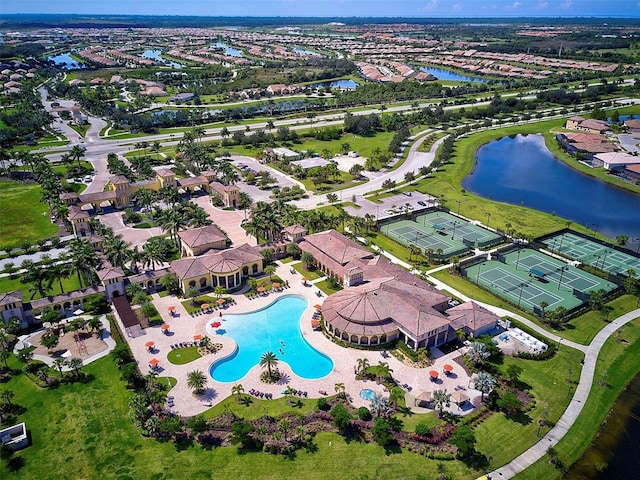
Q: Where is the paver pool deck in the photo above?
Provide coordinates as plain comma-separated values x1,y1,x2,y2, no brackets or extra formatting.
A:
126,262,479,417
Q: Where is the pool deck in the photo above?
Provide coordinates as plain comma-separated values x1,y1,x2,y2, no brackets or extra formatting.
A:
127,261,481,417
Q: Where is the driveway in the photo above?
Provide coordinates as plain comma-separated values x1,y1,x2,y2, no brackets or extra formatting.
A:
192,196,257,247
98,211,164,249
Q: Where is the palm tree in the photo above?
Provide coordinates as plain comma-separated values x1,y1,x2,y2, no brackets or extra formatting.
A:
466,342,489,365
68,238,99,287
143,240,165,271
53,357,67,377
475,371,496,402
186,286,200,306
370,392,389,417
356,357,370,374
334,382,346,398
87,316,102,337
70,144,86,170
376,361,393,383
47,258,72,294
214,285,226,299
388,386,404,408
301,251,314,270
67,357,83,379
128,246,144,274
259,351,279,378
432,389,451,416
264,265,276,282
103,235,130,269
232,383,245,401
278,418,291,442
187,370,207,395
159,273,179,294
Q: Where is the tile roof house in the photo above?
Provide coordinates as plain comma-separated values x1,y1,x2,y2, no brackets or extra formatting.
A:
178,225,227,257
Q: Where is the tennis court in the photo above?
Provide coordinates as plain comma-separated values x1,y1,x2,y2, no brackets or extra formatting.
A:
380,219,468,258
463,247,618,315
416,211,502,249
541,231,640,279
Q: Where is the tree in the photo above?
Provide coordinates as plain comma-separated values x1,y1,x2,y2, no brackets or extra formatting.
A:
330,404,351,433
264,265,276,282
52,357,67,377
159,273,179,294
278,418,291,442
286,242,301,259
432,389,451,416
214,285,227,299
356,357,370,374
186,285,200,306
41,331,59,352
334,382,346,398
506,364,523,385
467,341,490,365
187,370,207,395
230,419,255,449
475,371,497,401
67,357,83,379
371,418,393,446
232,383,245,401
259,351,278,378
326,192,339,204
70,144,86,169
301,251,314,269
497,391,523,415
450,425,477,458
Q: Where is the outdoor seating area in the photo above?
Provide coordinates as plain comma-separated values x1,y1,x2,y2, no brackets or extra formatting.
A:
282,388,308,397
189,298,237,317
249,389,273,399
246,281,291,300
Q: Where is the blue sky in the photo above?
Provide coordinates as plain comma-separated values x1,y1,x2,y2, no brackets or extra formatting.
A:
1,1,637,17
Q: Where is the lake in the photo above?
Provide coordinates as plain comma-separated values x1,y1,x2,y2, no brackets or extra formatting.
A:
141,50,184,68
310,79,358,90
462,134,640,244
211,42,243,58
48,52,85,69
419,66,486,83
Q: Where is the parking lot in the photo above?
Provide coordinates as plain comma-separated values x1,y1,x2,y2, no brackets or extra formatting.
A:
343,191,437,219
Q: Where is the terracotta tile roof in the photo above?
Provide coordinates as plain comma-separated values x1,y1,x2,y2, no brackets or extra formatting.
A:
59,192,79,200
0,290,23,307
30,286,105,310
109,175,130,185
171,243,261,279
283,224,307,236
170,256,209,280
448,301,500,333
68,205,89,220
177,176,208,187
97,267,125,282
128,268,171,284
210,181,238,193
155,168,175,177
178,225,226,248
78,191,117,204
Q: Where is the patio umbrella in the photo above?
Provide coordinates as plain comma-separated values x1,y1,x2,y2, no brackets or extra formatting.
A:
272,282,280,288
314,304,322,310
201,303,210,310
415,390,432,405
443,364,454,373
145,341,155,348
161,324,170,330
167,306,176,311
211,321,221,328
73,308,85,316
257,286,265,292
149,358,160,366
311,319,320,326
301,277,308,282
429,370,439,379
193,334,202,341
451,391,469,405
216,298,226,305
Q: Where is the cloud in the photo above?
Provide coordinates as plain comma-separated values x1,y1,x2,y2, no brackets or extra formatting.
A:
422,0,439,12
559,0,573,9
533,1,548,11
451,3,462,11
505,2,522,11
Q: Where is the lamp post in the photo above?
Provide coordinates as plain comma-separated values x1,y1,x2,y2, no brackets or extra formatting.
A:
599,249,609,270
591,223,599,238
515,247,522,271
557,266,567,290
455,199,461,216
518,282,525,307
476,262,483,284
451,221,457,240
485,212,491,229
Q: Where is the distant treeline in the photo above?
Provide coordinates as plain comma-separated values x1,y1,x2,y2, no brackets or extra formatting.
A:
1,14,639,29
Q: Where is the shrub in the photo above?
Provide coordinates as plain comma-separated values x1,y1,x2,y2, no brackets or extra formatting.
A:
357,406,372,421
317,397,329,411
414,422,431,437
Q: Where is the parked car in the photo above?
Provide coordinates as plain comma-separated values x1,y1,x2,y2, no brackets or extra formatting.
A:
83,175,92,183
417,200,426,206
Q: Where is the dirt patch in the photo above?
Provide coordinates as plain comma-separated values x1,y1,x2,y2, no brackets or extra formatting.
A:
30,328,108,359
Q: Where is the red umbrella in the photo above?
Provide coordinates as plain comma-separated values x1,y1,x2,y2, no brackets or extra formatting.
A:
429,370,439,378
314,304,322,310
301,277,308,282
149,358,160,366
161,324,170,330
193,334,202,341
216,298,226,305
272,282,280,288
145,341,155,348
257,286,265,292
443,364,454,372
167,306,176,311
211,321,221,328
201,303,210,310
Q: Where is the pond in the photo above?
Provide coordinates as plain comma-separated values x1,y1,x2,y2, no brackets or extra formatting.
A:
211,42,243,58
419,66,486,83
48,52,85,69
462,134,640,244
141,50,184,68
310,79,358,90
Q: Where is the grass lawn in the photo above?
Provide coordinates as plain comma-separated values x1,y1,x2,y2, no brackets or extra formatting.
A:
315,278,343,296
292,262,323,280
181,295,217,314
295,131,395,160
1,352,481,480
0,274,82,301
0,181,58,251
475,344,585,471
167,346,201,365
514,318,640,480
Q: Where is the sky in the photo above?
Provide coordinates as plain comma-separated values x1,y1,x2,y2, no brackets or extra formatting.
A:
1,0,638,18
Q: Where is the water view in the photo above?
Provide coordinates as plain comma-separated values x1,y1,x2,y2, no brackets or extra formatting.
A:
462,134,640,243
419,66,486,83
293,47,321,56
141,49,184,68
310,79,358,90
211,42,243,58
48,52,85,69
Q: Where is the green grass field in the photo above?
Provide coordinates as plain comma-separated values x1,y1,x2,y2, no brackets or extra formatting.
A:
0,274,81,301
167,346,201,365
0,181,58,251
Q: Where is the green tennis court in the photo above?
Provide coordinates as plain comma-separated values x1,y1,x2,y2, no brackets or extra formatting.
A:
541,231,640,279
380,220,468,258
463,247,618,315
416,211,502,248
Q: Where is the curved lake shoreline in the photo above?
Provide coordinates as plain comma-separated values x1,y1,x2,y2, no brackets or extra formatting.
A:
462,134,640,244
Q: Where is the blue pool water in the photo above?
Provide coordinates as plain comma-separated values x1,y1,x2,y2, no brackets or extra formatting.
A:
209,295,333,382
419,66,486,83
360,389,375,400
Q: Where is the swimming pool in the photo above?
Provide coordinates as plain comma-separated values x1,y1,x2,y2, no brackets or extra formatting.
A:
360,389,375,401
209,295,334,382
